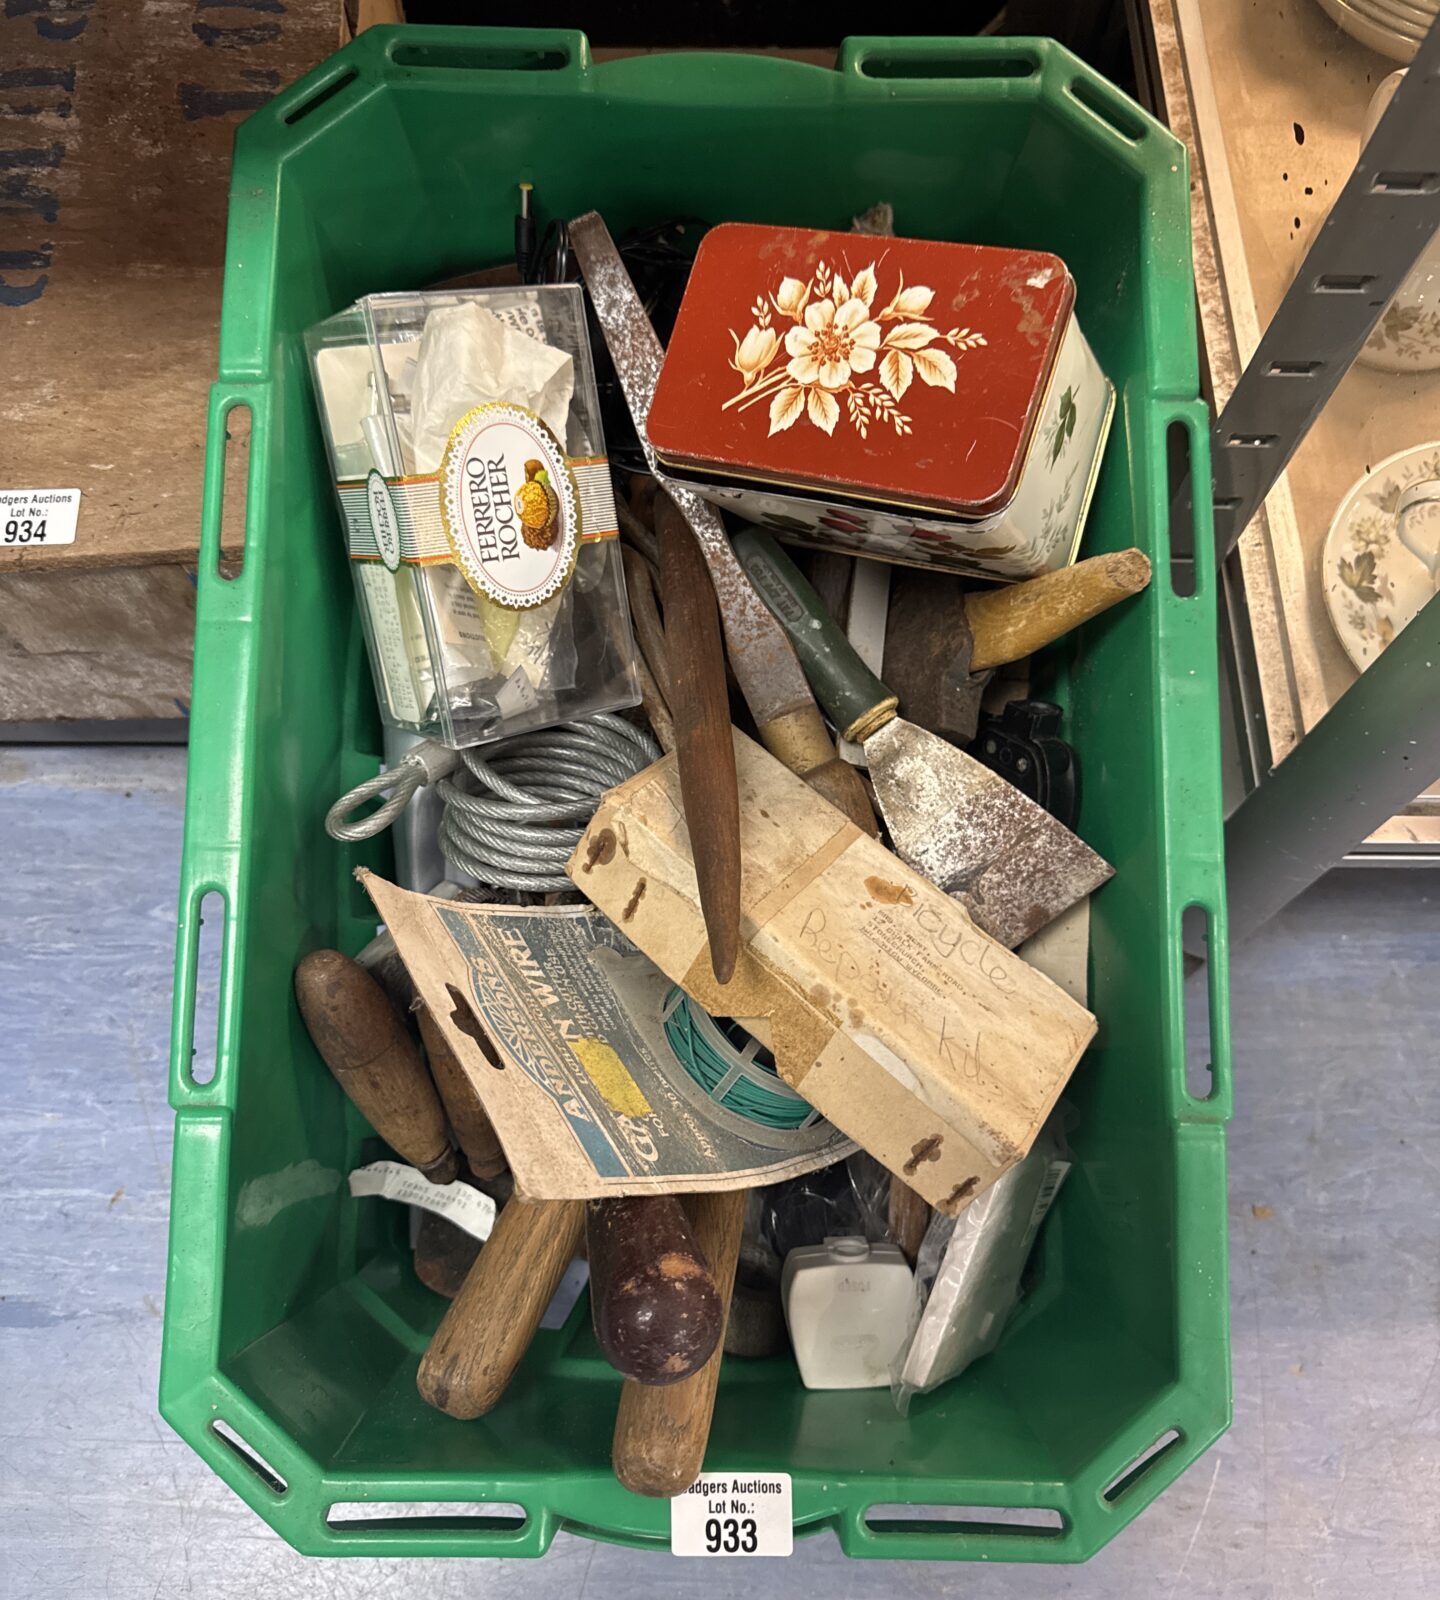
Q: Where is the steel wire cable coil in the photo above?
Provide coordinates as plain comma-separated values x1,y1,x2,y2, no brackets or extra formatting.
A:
435,715,659,892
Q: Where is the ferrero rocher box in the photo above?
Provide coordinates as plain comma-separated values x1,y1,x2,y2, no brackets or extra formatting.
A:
306,286,638,748
648,224,1115,583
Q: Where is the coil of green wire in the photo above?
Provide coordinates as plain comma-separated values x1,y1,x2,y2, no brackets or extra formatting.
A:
661,987,821,1133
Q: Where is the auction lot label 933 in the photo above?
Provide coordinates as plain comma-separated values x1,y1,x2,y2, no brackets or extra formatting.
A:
670,1472,793,1557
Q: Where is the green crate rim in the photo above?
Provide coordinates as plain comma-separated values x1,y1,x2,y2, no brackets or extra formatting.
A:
161,26,1232,1563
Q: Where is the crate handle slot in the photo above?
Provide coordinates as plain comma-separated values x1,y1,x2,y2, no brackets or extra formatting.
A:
212,1420,288,1496
1066,75,1148,144
388,38,574,74
850,50,1038,81
1180,901,1230,1110
326,1501,529,1535
1164,410,1209,600
863,1503,1067,1538
1101,1427,1183,1503
283,67,359,128
214,400,251,581
173,884,229,1097
200,384,266,593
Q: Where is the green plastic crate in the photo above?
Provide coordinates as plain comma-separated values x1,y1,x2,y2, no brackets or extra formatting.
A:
161,27,1231,1562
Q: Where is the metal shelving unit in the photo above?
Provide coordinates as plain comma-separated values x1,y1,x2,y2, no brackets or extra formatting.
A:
1135,0,1440,939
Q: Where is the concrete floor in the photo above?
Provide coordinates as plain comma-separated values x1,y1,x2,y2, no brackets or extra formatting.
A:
2,744,1437,1598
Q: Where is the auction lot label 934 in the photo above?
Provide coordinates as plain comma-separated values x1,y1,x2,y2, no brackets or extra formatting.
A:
670,1473,793,1557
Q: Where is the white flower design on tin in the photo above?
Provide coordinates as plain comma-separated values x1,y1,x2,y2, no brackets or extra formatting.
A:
723,257,987,440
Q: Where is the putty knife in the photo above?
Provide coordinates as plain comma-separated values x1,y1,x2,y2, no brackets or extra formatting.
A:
733,529,1113,948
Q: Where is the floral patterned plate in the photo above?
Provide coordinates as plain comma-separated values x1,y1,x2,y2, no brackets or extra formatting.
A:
1323,441,1440,669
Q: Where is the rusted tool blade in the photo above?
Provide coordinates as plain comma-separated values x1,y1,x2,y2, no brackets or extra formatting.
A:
569,211,877,836
654,491,741,984
865,717,1113,949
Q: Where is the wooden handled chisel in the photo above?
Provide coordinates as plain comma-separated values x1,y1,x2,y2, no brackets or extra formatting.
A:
418,1195,586,1418
653,489,741,983
568,211,878,838
294,950,459,1185
611,1189,747,1497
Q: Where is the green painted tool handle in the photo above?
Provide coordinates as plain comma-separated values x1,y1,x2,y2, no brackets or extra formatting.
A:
730,528,897,744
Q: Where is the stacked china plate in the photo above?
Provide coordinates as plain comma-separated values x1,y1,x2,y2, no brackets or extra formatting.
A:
1315,0,1438,62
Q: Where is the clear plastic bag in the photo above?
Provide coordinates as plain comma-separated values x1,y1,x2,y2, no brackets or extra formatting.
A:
306,286,637,748
762,1152,894,1261
892,1118,1072,1415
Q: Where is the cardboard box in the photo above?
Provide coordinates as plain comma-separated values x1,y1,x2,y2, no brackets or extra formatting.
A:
569,731,1096,1213
0,0,338,722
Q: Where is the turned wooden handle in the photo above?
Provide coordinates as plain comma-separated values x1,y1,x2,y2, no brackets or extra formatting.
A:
587,1196,723,1385
758,703,880,837
888,1177,932,1268
417,1197,585,1418
294,950,458,1185
417,1005,507,1180
965,548,1152,673
612,1190,748,1497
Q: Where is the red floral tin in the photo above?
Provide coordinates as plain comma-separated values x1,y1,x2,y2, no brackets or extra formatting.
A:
647,223,1114,580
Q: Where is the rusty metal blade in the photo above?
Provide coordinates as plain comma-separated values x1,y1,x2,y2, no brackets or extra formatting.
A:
568,211,815,727
865,716,1113,949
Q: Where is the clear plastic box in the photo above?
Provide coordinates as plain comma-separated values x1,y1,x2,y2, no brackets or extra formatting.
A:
306,286,638,748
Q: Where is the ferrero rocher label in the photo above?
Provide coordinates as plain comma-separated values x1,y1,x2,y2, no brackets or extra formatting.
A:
439,402,580,611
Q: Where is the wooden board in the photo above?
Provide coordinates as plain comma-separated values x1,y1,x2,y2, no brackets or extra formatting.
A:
0,1,339,722
0,0,336,578
0,564,196,721
1142,0,1306,767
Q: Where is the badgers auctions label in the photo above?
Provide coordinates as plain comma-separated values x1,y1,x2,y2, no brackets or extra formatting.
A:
671,1473,793,1557
1,488,80,547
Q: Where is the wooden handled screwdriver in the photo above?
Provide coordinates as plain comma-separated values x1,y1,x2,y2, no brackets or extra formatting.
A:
587,1195,724,1386
612,1189,748,1497
417,1005,507,1180
294,950,458,1185
418,1195,586,1418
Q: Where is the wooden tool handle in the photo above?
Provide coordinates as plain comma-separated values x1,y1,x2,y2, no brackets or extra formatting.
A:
587,1196,723,1385
612,1189,747,1497
413,1206,483,1300
888,1177,932,1267
417,1196,585,1419
965,548,1152,673
416,1005,507,1180
733,528,897,744
294,950,458,1185
655,492,742,985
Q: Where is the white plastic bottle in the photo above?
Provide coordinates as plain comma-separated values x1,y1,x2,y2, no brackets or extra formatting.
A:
781,1236,915,1390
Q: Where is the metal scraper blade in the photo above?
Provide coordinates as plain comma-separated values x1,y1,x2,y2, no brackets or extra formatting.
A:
865,716,1113,949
